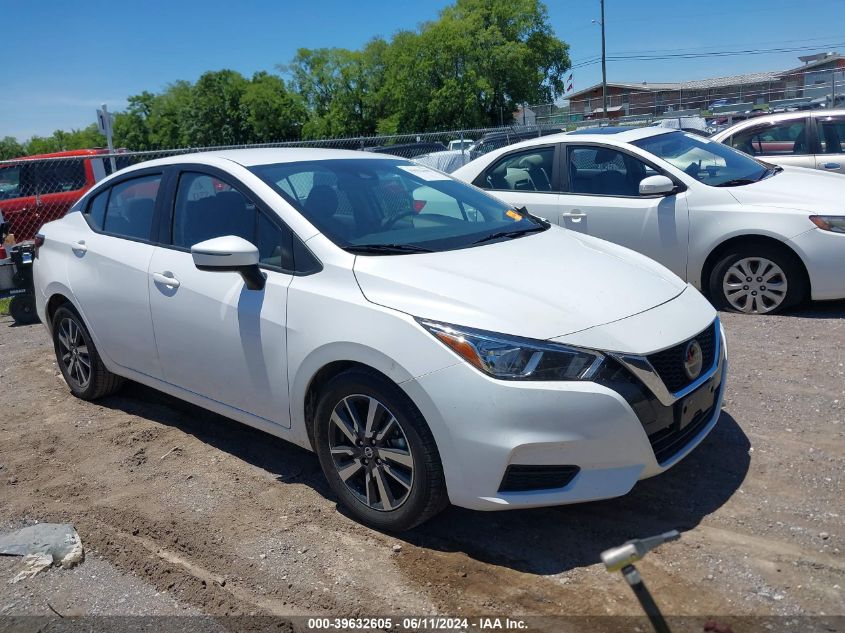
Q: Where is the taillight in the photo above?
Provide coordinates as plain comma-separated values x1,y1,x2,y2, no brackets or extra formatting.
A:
0,245,6,260
413,200,427,213
34,233,44,258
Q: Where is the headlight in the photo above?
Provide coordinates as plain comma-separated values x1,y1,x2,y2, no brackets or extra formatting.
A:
810,215,845,234
418,319,604,380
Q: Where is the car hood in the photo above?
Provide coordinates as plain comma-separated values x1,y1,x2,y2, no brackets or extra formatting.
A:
727,166,845,214
353,227,687,341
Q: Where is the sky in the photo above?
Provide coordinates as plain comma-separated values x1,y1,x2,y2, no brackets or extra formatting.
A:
4,0,845,140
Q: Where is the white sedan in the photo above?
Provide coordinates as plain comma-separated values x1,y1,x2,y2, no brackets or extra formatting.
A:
34,149,725,530
453,127,845,314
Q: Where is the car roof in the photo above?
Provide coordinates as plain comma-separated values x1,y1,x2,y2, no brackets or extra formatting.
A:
491,126,675,151
566,126,643,135
6,148,110,162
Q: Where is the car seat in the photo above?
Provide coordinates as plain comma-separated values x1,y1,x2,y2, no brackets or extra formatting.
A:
593,149,629,196
305,185,348,238
517,154,552,191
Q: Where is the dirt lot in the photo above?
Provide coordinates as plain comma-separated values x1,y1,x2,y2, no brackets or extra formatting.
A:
0,303,843,627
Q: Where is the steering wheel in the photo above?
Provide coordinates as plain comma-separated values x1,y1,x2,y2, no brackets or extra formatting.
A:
382,210,418,230
684,160,702,177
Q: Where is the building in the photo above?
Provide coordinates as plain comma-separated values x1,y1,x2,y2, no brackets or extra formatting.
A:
567,52,845,119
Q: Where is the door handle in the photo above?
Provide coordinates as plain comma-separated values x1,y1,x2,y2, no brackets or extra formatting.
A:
822,162,841,170
71,240,87,254
562,210,587,221
152,272,180,288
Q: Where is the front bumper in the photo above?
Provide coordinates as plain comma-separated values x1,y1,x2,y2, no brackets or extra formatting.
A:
788,228,845,301
402,325,727,511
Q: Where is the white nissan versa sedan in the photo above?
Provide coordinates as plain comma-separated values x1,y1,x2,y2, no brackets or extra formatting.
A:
34,149,726,531
453,127,845,314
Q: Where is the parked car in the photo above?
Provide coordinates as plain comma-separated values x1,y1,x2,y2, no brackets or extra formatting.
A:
453,127,845,314
448,139,475,151
368,141,447,159
711,109,845,175
471,126,565,155
0,149,131,241
35,148,725,530
412,149,475,173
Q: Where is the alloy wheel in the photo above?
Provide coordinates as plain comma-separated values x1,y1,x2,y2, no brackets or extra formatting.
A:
328,395,415,512
57,317,91,389
722,257,788,314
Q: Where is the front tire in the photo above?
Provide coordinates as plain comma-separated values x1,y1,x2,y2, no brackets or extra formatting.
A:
708,244,806,314
52,305,124,400
313,369,448,531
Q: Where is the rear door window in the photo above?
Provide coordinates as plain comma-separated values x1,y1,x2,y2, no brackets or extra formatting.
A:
729,120,809,156
479,146,556,192
102,174,162,241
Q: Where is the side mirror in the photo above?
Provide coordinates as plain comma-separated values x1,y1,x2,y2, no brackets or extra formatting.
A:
639,175,676,196
191,235,266,291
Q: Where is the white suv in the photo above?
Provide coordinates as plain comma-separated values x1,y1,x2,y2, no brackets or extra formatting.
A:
34,149,725,530
453,127,845,314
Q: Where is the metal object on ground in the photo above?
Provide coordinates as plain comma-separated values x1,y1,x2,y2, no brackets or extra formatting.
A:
601,530,680,633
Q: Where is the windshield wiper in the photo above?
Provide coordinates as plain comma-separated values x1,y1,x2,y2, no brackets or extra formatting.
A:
514,206,551,228
344,243,434,255
471,225,547,245
714,178,758,187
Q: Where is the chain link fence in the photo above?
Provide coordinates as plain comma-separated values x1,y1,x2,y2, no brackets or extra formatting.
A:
1,122,583,243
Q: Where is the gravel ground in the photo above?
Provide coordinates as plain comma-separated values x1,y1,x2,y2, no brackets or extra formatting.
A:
0,302,843,627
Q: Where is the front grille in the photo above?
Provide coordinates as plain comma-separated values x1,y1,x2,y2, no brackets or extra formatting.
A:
647,322,717,393
594,356,722,466
649,400,717,465
498,465,580,492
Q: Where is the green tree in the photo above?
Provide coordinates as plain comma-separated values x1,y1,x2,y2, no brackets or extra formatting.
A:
382,0,570,131
147,80,195,149
184,70,250,146
242,72,307,142
0,136,25,160
113,91,157,151
285,39,388,138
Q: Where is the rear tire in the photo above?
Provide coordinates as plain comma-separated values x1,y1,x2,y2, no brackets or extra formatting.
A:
9,295,38,325
312,368,448,531
708,243,806,314
52,305,124,400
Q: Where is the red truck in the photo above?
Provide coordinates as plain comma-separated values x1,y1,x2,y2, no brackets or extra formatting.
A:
0,149,129,241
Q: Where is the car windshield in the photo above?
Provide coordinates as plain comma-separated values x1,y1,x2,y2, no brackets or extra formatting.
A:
250,158,547,254
633,131,772,187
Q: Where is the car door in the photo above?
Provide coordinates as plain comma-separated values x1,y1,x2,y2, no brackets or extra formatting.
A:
558,143,690,280
65,170,164,378
147,168,294,428
814,114,845,174
471,144,561,220
725,117,814,169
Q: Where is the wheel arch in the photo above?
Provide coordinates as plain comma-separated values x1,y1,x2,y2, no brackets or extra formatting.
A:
41,286,119,373
699,233,811,300
292,343,421,450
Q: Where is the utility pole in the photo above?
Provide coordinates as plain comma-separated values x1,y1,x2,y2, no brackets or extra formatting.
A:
600,0,607,119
